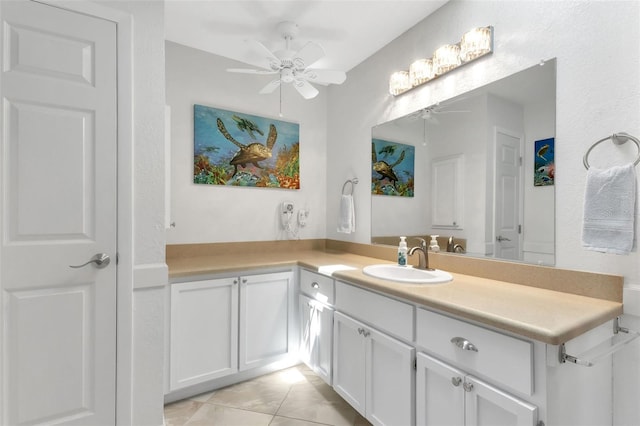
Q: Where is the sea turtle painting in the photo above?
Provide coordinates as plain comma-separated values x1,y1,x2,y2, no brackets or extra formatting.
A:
216,118,277,177
371,139,415,197
193,105,300,189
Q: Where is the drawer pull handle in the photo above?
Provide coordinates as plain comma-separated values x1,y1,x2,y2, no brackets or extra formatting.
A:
451,377,462,387
451,337,478,352
312,282,319,289
463,382,474,392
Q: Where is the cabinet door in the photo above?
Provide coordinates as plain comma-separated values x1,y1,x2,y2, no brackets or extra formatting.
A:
416,352,465,426
431,154,463,229
299,295,314,368
170,278,238,390
239,271,293,370
299,295,334,386
367,327,415,426
333,311,367,416
315,301,334,385
465,375,538,426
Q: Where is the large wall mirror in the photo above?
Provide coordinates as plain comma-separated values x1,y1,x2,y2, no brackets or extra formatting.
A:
371,59,556,265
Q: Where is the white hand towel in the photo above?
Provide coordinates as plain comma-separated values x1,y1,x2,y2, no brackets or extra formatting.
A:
582,163,636,254
337,194,355,233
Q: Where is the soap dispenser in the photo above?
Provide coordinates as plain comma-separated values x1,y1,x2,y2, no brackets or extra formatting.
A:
398,236,408,266
429,235,440,252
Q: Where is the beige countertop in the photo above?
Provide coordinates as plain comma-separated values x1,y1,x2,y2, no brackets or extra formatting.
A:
167,243,623,346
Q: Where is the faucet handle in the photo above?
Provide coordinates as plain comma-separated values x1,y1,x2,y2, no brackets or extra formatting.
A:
414,237,427,249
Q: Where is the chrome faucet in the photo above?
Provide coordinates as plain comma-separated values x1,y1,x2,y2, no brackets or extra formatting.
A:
409,238,433,270
447,236,454,252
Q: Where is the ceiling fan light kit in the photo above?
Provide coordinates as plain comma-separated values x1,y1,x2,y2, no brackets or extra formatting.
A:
227,21,347,101
390,26,493,96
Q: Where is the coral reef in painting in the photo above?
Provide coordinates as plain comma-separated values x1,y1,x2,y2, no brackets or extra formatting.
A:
193,105,300,189
371,139,415,197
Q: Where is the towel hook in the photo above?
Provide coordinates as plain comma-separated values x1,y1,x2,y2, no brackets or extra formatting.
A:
342,178,358,195
583,132,640,170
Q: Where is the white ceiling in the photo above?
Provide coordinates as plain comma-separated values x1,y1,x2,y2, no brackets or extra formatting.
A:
164,0,449,73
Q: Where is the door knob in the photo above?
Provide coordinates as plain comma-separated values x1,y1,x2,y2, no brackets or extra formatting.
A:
496,235,511,242
69,253,111,269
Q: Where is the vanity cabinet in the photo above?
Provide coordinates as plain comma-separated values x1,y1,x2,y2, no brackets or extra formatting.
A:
416,352,537,425
169,277,238,390
299,269,334,385
168,270,294,394
333,282,415,426
239,271,294,371
415,307,538,425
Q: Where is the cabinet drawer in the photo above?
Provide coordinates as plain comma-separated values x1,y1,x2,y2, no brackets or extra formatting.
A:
335,281,413,341
300,269,335,305
416,308,533,396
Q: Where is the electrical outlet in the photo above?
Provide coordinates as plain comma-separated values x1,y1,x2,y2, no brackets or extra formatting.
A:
298,209,308,227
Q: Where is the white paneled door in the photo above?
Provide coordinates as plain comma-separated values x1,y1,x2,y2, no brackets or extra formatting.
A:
0,1,117,425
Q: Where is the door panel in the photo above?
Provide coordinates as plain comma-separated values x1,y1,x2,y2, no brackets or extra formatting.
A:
239,272,292,370
416,353,465,426
367,327,414,426
466,376,538,426
1,1,117,424
494,128,522,260
332,312,366,415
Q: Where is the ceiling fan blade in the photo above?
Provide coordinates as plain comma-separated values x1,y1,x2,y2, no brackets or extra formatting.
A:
259,79,281,95
302,69,346,85
292,41,325,69
293,79,319,99
227,68,279,75
240,39,281,70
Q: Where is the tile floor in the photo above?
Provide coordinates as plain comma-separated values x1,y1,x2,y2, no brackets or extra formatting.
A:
164,364,372,426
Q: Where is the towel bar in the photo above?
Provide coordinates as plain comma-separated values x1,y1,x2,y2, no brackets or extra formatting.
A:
560,318,639,366
342,178,358,195
583,132,640,169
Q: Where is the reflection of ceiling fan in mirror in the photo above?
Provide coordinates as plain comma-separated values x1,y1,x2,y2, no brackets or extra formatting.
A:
227,21,347,100
410,102,470,125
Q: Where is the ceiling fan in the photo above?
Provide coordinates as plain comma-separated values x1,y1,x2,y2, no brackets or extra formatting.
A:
407,102,471,125
227,21,347,100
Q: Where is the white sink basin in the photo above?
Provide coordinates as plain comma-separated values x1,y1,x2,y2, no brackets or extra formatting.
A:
362,264,452,284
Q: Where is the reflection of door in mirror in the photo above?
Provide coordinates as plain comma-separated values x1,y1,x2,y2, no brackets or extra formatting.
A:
494,128,523,260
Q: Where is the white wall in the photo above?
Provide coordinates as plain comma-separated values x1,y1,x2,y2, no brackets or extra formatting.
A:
523,97,555,264
94,1,167,424
326,1,639,425
165,41,328,244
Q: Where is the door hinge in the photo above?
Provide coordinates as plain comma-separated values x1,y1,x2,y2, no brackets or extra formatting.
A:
116,252,119,265
413,358,417,370
518,224,522,234
519,156,523,166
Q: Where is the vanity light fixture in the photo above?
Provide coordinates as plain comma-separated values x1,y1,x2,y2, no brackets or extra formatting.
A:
433,44,461,75
409,58,434,86
389,26,494,96
389,70,411,96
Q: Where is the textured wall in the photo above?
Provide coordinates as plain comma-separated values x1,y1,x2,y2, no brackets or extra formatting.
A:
326,2,639,424
165,42,329,244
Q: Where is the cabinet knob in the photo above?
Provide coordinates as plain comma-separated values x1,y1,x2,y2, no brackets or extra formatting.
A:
451,377,462,387
463,382,474,392
451,337,478,352
311,282,319,289
242,278,247,284
233,279,238,285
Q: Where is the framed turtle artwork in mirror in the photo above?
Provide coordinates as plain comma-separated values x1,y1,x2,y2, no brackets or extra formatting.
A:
193,104,300,189
371,139,415,197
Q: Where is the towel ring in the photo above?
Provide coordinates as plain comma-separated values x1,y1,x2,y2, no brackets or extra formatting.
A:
583,132,640,170
342,178,358,195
